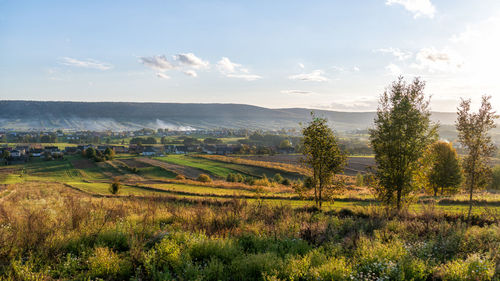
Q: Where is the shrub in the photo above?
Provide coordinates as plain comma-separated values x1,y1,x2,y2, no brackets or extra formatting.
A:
143,237,183,277
281,178,291,186
197,174,212,183
87,247,122,278
272,173,284,184
254,175,271,187
175,174,186,180
230,253,282,280
436,254,495,281
309,256,352,281
109,178,122,194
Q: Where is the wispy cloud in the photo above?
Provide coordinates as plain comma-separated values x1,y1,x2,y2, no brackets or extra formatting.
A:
156,72,170,79
140,52,209,79
385,0,436,19
375,47,412,60
288,70,329,82
140,56,175,72
183,70,198,77
411,47,463,73
216,57,261,81
60,57,113,70
174,53,209,69
280,90,314,95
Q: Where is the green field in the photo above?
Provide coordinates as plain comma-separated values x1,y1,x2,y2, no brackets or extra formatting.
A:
154,155,303,179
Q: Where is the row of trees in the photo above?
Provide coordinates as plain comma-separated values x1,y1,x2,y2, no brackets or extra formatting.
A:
301,77,498,218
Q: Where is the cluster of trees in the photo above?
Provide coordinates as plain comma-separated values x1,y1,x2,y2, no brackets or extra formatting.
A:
300,77,498,217
83,147,115,162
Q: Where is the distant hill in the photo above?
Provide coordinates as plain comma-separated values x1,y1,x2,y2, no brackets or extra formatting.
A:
0,100,459,131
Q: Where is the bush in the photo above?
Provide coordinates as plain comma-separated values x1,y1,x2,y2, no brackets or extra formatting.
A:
109,178,121,194
87,247,122,279
272,173,284,183
175,174,186,180
436,254,494,281
254,175,271,187
197,174,212,183
281,178,291,186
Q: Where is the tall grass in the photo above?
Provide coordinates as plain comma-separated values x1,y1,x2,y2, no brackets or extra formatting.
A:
0,182,499,280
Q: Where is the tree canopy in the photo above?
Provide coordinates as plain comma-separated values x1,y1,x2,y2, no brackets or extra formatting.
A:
301,114,346,209
369,77,438,210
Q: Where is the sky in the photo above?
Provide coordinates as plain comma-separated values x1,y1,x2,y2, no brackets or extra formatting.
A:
1,0,499,112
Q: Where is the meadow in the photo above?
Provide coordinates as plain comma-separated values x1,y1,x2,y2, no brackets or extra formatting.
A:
1,153,500,280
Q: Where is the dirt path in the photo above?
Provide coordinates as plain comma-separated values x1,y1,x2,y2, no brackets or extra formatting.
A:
136,157,207,179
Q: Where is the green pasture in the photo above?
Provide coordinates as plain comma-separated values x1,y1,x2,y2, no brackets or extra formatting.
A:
154,155,302,180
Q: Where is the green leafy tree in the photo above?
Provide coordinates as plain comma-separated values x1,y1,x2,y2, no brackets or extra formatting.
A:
369,77,437,210
427,141,463,196
104,147,115,160
456,95,498,219
279,139,292,149
301,114,346,209
85,147,97,159
2,150,10,159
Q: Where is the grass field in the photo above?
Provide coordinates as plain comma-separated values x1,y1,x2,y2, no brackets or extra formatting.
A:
154,155,303,180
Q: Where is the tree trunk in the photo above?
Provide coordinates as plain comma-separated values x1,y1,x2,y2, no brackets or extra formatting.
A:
318,180,322,210
467,174,475,222
396,188,402,211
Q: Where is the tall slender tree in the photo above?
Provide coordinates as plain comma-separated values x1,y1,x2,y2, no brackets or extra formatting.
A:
456,95,498,219
301,114,346,209
370,77,438,210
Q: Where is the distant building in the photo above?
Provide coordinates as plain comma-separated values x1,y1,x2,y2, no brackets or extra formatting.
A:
30,148,45,157
64,147,78,154
10,150,21,158
141,146,157,156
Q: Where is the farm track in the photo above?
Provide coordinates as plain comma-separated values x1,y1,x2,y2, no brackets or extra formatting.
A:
136,157,208,179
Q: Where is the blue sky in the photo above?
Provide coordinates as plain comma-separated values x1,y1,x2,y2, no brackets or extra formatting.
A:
1,0,499,111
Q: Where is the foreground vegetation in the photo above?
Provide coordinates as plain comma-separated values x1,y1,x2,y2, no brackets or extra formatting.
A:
1,182,499,280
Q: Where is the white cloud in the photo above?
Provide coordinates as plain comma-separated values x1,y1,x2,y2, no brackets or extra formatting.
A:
183,70,198,77
217,57,240,73
140,53,209,78
156,72,170,79
140,56,175,72
174,53,209,69
411,47,463,73
280,90,314,95
225,73,261,81
385,0,436,19
298,63,305,69
60,57,113,70
353,66,360,72
216,57,261,81
375,47,412,61
385,63,402,75
288,70,329,82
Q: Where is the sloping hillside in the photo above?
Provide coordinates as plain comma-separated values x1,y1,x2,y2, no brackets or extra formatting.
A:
0,100,458,131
